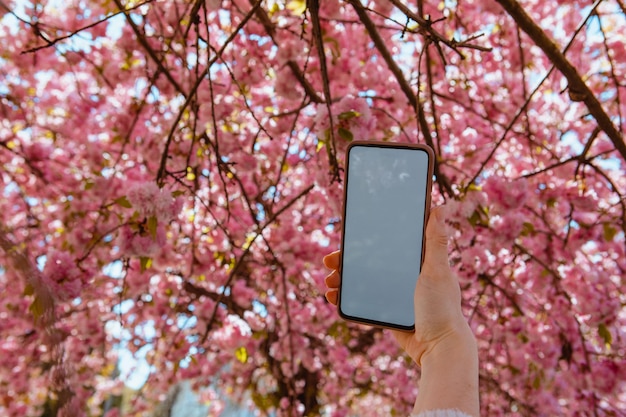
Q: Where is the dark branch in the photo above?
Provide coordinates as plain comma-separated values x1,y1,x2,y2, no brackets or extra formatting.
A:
495,0,626,162
348,0,454,197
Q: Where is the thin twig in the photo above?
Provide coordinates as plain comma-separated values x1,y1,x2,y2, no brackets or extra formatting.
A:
308,0,341,182
156,0,264,183
388,0,491,57
495,0,625,162
19,0,155,54
466,0,604,188
112,0,185,94
348,0,454,197
200,184,315,343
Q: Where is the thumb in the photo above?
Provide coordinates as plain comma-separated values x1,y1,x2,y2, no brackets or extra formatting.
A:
422,206,450,273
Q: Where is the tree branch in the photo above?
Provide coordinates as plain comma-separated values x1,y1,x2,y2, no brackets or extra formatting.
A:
200,184,315,343
247,0,324,103
156,0,263,183
19,0,155,54
112,0,185,95
495,0,626,162
348,0,454,197
388,0,492,56
467,0,605,188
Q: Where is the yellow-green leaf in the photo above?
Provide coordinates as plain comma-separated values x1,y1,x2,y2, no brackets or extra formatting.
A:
29,295,45,320
466,183,482,192
235,346,248,363
24,283,35,296
242,233,257,250
338,110,360,121
186,166,196,181
532,374,541,389
521,222,535,236
603,223,617,242
286,0,306,15
147,216,158,240
140,257,152,272
599,323,612,349
338,127,353,141
115,196,132,208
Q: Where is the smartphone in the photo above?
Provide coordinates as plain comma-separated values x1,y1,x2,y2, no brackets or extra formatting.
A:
339,141,434,331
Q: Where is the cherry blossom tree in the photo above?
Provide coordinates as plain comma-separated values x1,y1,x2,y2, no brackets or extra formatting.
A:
1,0,625,416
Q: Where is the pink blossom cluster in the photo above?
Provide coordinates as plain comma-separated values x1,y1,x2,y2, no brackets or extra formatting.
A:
41,250,89,301
483,176,529,211
118,224,167,258
314,95,377,145
126,182,183,223
1,0,626,415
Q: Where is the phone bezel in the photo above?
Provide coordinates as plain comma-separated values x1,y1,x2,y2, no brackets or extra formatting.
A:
338,141,435,332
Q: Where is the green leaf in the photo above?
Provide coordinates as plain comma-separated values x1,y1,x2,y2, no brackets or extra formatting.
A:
338,110,361,121
140,257,152,272
114,196,132,208
235,346,248,364
186,166,196,181
521,222,535,236
466,183,482,192
147,216,158,240
599,323,612,348
23,283,35,296
338,127,353,141
468,209,485,227
29,295,45,320
286,0,306,15
507,364,521,375
172,190,185,197
603,223,617,242
84,180,95,190
323,36,341,60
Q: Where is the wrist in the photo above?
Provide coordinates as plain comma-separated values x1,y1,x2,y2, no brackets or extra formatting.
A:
419,321,476,367
413,322,479,417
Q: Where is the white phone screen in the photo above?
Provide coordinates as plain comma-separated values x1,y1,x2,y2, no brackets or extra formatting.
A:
339,144,431,329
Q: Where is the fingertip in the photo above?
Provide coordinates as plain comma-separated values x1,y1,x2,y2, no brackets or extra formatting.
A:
324,270,340,289
423,205,450,271
325,289,338,305
428,205,446,230
323,250,341,270
426,205,448,243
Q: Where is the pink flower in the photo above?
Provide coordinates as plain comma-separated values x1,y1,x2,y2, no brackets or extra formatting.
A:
126,182,182,222
104,410,120,417
23,142,52,161
118,224,166,258
314,95,376,143
491,213,525,244
593,359,624,395
42,251,86,301
274,68,303,102
483,176,529,210
276,39,307,65
231,279,256,307
127,182,160,216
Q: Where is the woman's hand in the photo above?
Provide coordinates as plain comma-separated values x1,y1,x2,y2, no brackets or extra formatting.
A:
324,206,479,416
324,206,470,364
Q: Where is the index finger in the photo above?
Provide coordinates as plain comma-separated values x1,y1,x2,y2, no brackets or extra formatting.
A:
323,250,341,270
